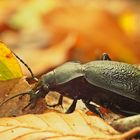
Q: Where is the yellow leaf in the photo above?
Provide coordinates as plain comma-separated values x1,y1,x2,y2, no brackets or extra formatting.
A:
0,42,22,80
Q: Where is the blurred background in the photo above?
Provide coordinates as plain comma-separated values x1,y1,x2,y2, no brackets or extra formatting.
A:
0,0,140,77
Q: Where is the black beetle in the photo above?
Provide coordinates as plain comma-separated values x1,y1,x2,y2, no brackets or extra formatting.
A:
1,53,140,117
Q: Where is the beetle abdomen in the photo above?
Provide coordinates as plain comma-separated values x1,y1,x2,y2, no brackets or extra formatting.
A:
83,61,140,101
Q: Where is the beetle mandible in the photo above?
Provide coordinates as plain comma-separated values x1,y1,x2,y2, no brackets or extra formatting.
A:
1,53,140,117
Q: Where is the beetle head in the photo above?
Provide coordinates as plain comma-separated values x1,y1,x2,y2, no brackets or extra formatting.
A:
21,80,50,110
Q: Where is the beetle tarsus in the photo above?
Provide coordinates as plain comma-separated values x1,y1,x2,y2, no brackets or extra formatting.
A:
66,99,77,113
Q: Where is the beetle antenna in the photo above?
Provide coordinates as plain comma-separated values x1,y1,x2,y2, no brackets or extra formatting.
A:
11,51,38,82
0,92,30,108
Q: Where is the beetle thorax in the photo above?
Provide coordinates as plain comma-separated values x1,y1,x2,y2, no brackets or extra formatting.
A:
41,71,55,87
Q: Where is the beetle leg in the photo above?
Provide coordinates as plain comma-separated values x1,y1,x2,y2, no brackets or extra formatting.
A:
101,53,111,60
83,100,104,118
46,95,63,108
66,99,77,114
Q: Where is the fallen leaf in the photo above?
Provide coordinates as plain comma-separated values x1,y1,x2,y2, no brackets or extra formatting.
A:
0,77,31,117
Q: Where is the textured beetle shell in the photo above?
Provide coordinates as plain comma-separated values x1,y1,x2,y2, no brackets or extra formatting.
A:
84,61,140,101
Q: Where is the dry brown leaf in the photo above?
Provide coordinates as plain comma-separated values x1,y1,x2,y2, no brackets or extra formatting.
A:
0,77,31,117
0,110,139,140
0,77,47,117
